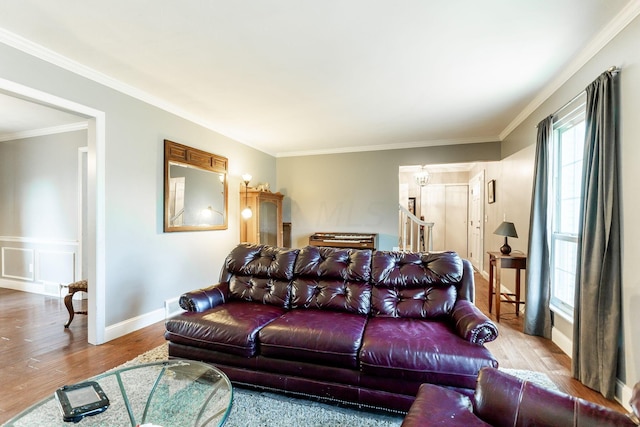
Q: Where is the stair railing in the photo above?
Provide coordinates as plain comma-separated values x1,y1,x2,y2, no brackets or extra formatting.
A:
398,204,434,252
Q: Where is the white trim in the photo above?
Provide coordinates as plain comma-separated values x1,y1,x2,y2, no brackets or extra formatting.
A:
0,122,88,142
104,308,165,343
78,147,88,287
0,277,57,296
550,303,574,324
500,0,640,141
0,27,271,156
0,236,79,246
551,326,572,357
276,136,497,158
35,249,76,284
0,77,107,345
617,379,634,411
1,247,35,281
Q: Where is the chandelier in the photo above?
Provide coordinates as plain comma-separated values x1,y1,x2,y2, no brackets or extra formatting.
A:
415,167,430,187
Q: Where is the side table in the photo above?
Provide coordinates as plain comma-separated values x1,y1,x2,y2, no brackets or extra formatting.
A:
487,251,526,322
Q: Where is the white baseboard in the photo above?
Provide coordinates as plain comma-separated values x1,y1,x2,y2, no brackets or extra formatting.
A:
616,379,633,412
551,326,572,357
104,307,165,342
0,277,62,297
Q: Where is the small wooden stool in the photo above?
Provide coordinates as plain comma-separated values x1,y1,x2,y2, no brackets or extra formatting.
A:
63,279,88,328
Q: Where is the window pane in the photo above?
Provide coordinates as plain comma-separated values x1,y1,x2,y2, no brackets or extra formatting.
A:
550,97,585,315
551,238,577,307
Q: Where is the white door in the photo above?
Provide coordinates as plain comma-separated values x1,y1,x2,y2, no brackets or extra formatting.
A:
422,184,468,255
445,185,468,257
468,171,485,271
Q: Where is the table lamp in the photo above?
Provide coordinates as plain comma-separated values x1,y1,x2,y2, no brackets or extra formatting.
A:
494,221,518,255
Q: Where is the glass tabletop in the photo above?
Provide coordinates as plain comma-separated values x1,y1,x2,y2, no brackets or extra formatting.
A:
5,360,233,427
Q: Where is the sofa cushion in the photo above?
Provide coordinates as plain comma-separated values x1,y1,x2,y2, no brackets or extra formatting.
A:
372,283,457,318
292,246,372,314
164,301,286,357
370,251,462,318
223,244,299,308
259,309,368,368
371,250,464,287
359,317,498,388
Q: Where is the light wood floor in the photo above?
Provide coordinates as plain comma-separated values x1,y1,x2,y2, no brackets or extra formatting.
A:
0,273,627,423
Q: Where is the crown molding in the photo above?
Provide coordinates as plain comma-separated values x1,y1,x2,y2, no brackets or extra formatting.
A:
0,121,88,142
275,135,498,158
499,0,640,141
0,27,274,156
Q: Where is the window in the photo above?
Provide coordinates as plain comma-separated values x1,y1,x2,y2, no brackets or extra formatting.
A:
549,93,586,318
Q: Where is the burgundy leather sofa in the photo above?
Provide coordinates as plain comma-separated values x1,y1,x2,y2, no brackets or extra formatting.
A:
165,243,499,411
401,367,638,426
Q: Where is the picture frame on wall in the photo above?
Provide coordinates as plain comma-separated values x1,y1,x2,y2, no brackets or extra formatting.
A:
488,179,496,204
408,197,416,215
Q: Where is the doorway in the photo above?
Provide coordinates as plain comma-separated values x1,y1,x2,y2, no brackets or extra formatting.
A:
399,163,486,267
0,78,106,344
468,170,485,272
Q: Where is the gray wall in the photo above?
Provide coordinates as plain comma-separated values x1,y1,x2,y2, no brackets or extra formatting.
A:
492,15,640,396
0,43,276,328
2,10,639,398
276,14,640,398
0,131,86,239
276,142,501,250
0,131,87,290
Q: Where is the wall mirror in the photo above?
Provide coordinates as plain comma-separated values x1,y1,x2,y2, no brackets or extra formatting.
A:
164,139,228,232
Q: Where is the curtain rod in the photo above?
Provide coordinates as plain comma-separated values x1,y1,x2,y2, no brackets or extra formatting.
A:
538,65,619,126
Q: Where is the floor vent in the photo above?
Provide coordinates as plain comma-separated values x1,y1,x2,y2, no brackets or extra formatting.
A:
164,297,184,319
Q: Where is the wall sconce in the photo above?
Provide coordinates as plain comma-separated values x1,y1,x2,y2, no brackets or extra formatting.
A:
494,221,518,255
241,173,253,219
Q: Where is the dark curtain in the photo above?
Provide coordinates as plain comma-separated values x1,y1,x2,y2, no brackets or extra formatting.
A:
524,115,553,338
572,70,621,399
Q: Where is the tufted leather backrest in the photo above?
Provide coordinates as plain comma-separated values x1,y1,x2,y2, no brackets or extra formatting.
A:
370,251,463,318
221,244,299,308
291,246,372,314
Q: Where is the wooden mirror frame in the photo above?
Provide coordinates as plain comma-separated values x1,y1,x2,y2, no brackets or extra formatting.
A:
164,139,228,232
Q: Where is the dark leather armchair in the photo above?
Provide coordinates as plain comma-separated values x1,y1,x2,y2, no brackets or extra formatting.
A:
402,367,637,426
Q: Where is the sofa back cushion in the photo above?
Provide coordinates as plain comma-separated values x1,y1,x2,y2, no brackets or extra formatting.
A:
291,246,372,314
370,251,462,318
222,244,299,308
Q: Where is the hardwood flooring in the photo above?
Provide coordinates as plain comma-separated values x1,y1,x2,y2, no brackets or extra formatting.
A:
0,272,627,423
0,288,166,423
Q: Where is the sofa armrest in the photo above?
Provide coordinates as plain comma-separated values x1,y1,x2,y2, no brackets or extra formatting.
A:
451,300,498,345
178,282,229,312
401,383,490,427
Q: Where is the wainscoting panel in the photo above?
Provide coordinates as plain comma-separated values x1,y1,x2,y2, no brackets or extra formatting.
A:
1,247,35,281
0,237,79,296
36,250,76,285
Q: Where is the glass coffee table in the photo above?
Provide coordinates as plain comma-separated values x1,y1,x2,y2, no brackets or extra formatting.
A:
5,360,233,426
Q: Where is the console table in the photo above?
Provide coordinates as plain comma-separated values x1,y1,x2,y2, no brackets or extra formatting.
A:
487,251,527,322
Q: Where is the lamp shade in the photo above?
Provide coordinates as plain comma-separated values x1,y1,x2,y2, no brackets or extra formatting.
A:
494,221,518,238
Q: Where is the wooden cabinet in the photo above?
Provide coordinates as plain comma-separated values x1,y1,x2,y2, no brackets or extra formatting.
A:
240,188,284,247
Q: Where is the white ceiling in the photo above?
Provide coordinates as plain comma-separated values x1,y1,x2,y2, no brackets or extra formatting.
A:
0,0,637,156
